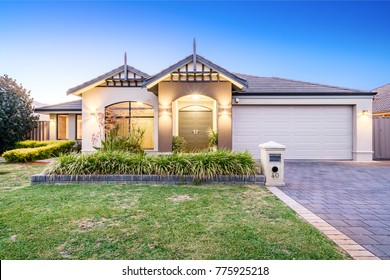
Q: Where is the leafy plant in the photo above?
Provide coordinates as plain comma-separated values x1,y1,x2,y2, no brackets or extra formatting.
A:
172,136,187,153
206,127,218,150
0,75,39,153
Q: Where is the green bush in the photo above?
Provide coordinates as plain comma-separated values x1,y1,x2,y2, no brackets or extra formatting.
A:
45,149,257,181
172,136,187,153
2,140,76,163
15,140,60,148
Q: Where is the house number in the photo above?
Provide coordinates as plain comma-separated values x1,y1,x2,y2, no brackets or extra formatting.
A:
271,172,279,179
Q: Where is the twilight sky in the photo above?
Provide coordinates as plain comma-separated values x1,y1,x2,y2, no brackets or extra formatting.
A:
0,1,389,104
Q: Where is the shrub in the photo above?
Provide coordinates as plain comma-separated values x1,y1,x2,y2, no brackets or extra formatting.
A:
15,140,59,148
172,136,187,153
0,75,39,153
2,140,76,162
44,149,257,181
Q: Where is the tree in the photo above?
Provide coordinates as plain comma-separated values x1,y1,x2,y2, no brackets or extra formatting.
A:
0,75,38,153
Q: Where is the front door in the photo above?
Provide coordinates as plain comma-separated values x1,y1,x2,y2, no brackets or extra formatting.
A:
179,109,213,151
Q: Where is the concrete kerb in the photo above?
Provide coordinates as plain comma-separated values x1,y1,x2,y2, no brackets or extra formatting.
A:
267,187,380,260
31,174,265,185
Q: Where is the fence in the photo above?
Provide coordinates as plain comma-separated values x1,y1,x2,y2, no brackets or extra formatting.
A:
26,121,49,141
373,116,390,160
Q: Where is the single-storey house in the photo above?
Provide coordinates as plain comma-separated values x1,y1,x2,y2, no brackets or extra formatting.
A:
35,50,375,161
372,83,390,159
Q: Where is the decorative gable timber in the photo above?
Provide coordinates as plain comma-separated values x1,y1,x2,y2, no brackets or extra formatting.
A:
104,69,146,87
142,54,248,93
67,65,150,96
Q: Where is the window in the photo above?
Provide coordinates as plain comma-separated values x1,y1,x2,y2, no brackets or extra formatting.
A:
57,115,69,140
105,102,154,149
76,114,82,140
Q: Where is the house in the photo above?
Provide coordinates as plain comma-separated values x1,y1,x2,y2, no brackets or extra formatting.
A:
372,83,390,159
32,101,49,121
35,49,375,161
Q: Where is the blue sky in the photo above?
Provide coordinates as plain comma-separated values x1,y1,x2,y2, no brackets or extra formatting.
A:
1,1,389,104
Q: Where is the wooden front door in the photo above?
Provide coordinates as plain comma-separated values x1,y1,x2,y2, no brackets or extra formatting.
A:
179,110,213,151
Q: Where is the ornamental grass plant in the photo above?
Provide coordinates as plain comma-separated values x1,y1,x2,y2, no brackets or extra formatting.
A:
45,150,257,180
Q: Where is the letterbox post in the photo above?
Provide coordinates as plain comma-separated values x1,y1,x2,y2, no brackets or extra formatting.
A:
259,141,286,187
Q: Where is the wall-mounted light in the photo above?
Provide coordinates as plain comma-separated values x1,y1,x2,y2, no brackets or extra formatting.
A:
192,94,200,100
362,110,368,116
50,118,55,123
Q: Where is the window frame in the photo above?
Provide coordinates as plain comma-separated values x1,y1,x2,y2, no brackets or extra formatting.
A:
56,114,69,140
105,101,154,149
76,114,82,140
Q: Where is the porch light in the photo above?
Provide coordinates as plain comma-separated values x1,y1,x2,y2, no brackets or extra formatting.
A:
362,110,368,116
192,94,200,100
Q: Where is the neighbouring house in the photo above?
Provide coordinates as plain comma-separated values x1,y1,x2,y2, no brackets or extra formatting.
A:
35,49,375,161
372,83,390,159
25,100,50,141
33,101,49,121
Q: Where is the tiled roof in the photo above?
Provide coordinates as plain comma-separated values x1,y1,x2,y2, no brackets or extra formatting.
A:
373,83,390,113
235,74,370,94
34,99,82,112
33,101,47,108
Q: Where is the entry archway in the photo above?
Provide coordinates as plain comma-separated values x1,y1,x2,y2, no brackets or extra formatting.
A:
173,95,217,151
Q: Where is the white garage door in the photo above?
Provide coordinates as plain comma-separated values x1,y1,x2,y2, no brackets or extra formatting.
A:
232,105,352,159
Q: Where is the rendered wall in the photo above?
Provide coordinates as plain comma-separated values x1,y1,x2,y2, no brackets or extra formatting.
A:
81,87,158,153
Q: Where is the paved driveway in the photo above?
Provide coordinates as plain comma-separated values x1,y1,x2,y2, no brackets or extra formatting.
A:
280,161,390,260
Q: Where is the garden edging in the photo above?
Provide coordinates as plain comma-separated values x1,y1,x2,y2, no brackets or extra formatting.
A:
31,174,265,185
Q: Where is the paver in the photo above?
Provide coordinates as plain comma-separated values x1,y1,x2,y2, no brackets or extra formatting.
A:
279,161,390,259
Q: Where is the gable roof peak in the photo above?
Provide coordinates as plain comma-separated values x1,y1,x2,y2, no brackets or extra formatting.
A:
142,53,248,90
67,64,150,96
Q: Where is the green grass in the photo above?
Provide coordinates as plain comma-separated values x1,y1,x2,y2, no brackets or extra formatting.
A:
0,159,46,191
0,160,350,260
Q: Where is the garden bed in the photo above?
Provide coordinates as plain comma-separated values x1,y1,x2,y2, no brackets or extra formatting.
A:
36,150,262,185
31,173,265,185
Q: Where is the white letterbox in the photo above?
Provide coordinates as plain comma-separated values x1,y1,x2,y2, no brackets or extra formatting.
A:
259,141,286,187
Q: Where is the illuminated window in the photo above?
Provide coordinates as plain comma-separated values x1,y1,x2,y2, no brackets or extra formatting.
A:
57,115,69,140
105,102,154,149
76,114,82,140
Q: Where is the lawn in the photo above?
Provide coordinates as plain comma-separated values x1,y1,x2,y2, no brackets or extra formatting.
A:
0,159,350,260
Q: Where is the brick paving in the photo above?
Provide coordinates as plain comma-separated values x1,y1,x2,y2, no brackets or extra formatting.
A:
279,161,390,260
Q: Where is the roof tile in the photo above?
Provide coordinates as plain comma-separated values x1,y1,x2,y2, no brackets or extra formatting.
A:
373,83,390,113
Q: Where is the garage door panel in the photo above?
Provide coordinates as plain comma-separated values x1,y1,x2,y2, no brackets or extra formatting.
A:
233,105,352,159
